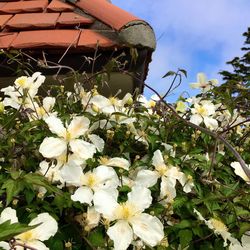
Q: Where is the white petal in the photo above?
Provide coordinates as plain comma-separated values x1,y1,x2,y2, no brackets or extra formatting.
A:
93,166,119,189
93,190,119,220
0,242,10,250
160,178,176,201
28,213,58,241
44,116,66,137
0,207,18,224
190,114,203,126
106,157,130,170
130,213,164,247
86,207,100,229
204,117,218,130
39,137,66,158
135,170,158,188
107,221,133,250
68,116,90,139
152,150,164,168
197,73,207,84
43,97,55,112
71,187,93,205
127,186,152,212
88,134,105,152
70,139,96,159
60,162,83,186
25,240,49,250
231,162,250,182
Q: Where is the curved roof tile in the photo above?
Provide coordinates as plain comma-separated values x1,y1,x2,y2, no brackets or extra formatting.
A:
75,0,141,31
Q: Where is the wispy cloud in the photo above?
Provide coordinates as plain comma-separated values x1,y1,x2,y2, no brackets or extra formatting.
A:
112,0,250,100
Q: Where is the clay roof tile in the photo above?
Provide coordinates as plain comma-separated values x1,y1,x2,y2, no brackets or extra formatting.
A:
75,0,141,31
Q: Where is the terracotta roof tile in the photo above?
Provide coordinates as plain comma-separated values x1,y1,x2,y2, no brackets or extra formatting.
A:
0,14,12,29
47,0,74,12
11,29,81,48
75,0,140,31
77,30,117,49
57,12,94,27
0,0,48,14
6,13,60,30
0,32,17,48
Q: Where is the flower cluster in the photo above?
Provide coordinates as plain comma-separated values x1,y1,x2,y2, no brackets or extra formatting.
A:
0,72,249,249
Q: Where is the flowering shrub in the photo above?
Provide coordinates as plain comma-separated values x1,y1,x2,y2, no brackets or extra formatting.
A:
0,72,249,250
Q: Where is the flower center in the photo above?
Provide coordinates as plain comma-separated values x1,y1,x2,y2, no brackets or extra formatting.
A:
115,203,136,220
65,131,72,142
18,230,35,243
83,173,98,188
16,77,28,88
196,106,208,116
156,164,168,176
210,218,228,232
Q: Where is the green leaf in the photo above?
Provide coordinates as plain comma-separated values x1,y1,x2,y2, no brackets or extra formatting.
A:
88,228,105,247
2,179,24,205
179,69,188,78
0,220,36,241
23,173,61,194
175,220,192,229
178,229,193,248
162,70,176,78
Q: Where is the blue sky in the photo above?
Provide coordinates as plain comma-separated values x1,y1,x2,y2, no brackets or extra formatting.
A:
112,0,250,101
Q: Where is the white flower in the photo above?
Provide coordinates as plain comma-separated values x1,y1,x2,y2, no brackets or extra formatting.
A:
229,234,250,250
16,213,58,250
39,161,64,186
94,186,164,250
190,73,218,92
134,150,192,196
0,208,57,250
194,209,236,247
61,163,119,205
190,100,218,130
30,97,56,120
230,162,250,182
1,72,45,110
39,116,96,159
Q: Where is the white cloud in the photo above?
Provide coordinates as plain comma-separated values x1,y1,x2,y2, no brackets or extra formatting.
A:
112,0,250,100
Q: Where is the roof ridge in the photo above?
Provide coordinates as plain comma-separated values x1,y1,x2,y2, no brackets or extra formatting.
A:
71,0,141,31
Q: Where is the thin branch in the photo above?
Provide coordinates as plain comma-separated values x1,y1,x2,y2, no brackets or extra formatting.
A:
143,82,250,181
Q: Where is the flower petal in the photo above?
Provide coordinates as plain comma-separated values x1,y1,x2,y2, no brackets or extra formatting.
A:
204,117,218,130
70,139,96,160
93,190,119,220
93,165,119,189
135,169,159,188
130,213,164,247
152,150,164,168
68,116,90,139
88,134,105,152
71,187,93,205
107,221,133,250
23,240,49,250
231,162,250,182
190,114,203,126
0,242,10,250
127,186,152,212
28,213,58,241
106,157,130,170
60,162,83,186
39,137,66,158
0,207,18,224
44,116,66,137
